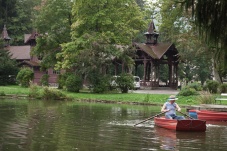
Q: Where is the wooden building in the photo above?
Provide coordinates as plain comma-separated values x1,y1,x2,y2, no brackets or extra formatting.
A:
1,25,61,87
133,21,179,89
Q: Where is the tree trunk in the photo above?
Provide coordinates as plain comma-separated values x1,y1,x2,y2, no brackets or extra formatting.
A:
212,58,222,83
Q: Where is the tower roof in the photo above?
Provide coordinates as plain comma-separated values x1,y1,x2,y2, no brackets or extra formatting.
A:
147,20,155,33
1,25,11,40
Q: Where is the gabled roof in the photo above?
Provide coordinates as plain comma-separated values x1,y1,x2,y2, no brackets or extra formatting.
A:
135,42,173,59
24,34,32,43
24,31,38,44
6,46,31,60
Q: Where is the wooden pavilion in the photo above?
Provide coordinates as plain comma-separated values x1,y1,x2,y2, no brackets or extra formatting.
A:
133,21,179,89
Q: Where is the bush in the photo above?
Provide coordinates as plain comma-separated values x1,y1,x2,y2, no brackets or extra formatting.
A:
57,73,71,89
16,68,34,87
203,80,219,93
93,75,111,93
40,74,49,86
65,74,83,92
87,71,111,93
178,87,199,96
219,83,227,93
29,83,42,99
187,82,202,91
41,87,66,100
116,73,134,93
197,91,215,104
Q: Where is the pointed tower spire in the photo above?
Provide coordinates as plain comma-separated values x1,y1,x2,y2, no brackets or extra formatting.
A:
1,25,11,47
144,20,159,45
147,21,155,33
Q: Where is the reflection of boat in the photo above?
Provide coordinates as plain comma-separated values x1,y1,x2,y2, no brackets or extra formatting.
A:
154,126,206,150
154,117,206,132
189,110,227,121
154,126,206,139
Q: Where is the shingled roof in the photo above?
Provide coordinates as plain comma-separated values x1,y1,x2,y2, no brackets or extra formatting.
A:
135,20,178,60
6,46,31,60
135,42,173,59
24,31,38,44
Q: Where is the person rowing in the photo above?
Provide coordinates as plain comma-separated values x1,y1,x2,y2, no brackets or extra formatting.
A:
161,95,185,120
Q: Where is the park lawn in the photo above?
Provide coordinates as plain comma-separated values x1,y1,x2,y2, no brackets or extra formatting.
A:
0,85,202,105
65,92,199,105
0,85,29,95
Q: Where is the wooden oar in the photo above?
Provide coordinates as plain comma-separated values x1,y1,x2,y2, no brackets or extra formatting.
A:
134,111,167,127
177,110,194,119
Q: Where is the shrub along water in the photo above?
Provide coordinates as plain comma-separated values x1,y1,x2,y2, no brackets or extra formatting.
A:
42,87,67,100
29,84,42,99
65,74,83,92
197,91,215,104
29,84,68,100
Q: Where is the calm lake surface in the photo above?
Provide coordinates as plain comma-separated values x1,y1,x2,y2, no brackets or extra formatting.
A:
0,99,227,151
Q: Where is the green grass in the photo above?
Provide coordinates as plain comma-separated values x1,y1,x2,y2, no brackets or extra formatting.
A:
0,85,29,95
65,92,199,105
0,85,209,105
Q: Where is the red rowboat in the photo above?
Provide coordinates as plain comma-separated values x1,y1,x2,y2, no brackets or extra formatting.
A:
189,110,227,121
154,117,206,132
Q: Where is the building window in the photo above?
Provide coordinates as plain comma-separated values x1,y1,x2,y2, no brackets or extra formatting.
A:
53,70,60,75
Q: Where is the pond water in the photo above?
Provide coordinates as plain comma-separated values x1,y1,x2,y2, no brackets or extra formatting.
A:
0,99,227,151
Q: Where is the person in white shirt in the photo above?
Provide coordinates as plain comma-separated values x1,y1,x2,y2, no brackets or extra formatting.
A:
161,95,185,120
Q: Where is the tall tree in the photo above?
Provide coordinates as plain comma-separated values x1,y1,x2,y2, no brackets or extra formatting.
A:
182,0,227,49
182,0,227,81
0,0,41,45
157,0,212,84
0,40,19,85
33,0,73,69
0,0,17,26
56,0,146,75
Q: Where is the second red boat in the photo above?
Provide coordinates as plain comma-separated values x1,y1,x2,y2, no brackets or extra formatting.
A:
189,110,227,121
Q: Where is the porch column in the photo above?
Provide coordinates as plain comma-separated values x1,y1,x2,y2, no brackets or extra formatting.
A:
115,63,118,75
143,60,147,81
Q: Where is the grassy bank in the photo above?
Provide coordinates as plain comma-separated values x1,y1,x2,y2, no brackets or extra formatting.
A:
0,85,201,105
0,85,29,95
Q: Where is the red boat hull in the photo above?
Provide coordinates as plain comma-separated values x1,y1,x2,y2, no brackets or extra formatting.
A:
190,110,227,121
154,117,206,132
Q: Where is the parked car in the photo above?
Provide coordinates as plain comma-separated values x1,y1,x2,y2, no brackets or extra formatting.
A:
133,76,141,90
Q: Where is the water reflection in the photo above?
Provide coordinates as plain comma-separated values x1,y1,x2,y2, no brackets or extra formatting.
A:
155,127,177,150
154,126,207,150
0,100,227,151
